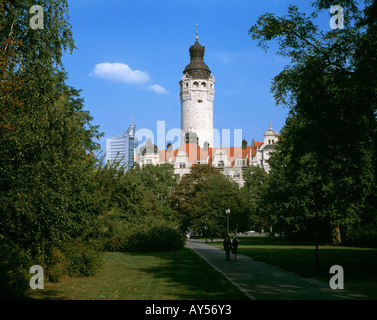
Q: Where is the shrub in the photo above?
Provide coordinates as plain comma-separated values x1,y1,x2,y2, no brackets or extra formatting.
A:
61,241,103,277
125,220,184,252
344,227,377,248
102,216,184,252
0,241,33,299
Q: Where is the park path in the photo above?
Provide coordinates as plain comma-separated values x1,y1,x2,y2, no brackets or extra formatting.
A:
187,239,355,300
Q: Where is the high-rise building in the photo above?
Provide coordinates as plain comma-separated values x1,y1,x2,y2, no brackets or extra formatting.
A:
106,123,138,170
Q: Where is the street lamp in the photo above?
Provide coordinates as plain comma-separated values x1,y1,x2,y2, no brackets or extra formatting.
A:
308,174,322,277
204,216,208,242
225,209,230,235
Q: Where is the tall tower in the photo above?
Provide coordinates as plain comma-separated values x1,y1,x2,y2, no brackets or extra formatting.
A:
180,27,215,148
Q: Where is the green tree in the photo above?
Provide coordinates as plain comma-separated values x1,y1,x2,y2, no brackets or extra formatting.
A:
242,165,270,233
129,164,177,202
0,0,102,258
249,1,377,244
197,174,247,236
170,164,220,231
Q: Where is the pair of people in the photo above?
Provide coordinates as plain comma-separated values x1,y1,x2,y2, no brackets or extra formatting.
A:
223,234,238,261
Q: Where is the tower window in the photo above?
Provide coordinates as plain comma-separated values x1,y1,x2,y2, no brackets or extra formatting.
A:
193,82,199,87
197,100,203,103
201,82,206,87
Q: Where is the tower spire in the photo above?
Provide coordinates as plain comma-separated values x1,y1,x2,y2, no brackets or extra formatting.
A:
195,23,198,41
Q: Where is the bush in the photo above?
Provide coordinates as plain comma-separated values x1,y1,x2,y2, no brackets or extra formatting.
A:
0,241,33,299
60,241,103,277
125,220,184,252
344,227,377,248
103,216,184,252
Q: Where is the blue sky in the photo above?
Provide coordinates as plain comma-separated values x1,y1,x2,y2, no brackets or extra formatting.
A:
62,0,332,154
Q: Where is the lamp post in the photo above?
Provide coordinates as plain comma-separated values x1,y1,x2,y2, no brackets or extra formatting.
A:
204,216,208,242
225,209,230,235
308,174,322,277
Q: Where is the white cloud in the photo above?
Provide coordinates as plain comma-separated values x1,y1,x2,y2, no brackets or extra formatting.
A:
90,62,150,84
148,84,168,94
90,62,168,94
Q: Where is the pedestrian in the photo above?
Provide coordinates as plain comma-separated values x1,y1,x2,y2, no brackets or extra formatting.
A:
186,232,190,243
231,235,239,261
223,235,231,261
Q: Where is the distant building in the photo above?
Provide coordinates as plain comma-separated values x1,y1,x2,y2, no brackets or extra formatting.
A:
251,122,279,172
135,125,278,186
106,123,138,170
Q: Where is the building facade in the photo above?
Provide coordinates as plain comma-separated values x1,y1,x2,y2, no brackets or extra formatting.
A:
106,123,138,170
136,126,278,186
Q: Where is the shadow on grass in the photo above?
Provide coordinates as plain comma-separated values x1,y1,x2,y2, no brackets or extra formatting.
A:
125,248,247,300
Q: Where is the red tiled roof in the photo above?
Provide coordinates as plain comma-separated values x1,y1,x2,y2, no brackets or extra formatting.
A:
157,142,262,167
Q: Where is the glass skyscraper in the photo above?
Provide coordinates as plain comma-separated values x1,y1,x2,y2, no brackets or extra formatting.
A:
106,123,138,170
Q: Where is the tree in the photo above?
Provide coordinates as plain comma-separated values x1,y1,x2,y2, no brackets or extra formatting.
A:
242,165,270,232
0,0,102,258
249,1,377,244
170,164,220,232
196,174,246,236
128,163,177,203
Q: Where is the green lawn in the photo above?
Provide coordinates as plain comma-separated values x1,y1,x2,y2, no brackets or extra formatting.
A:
30,247,248,300
207,236,377,300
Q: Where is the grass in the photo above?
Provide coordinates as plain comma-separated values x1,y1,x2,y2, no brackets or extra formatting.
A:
206,236,377,299
30,247,248,300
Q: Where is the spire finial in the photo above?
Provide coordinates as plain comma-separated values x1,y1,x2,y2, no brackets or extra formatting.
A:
195,23,198,41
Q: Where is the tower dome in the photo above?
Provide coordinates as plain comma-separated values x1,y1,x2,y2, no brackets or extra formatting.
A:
183,39,211,78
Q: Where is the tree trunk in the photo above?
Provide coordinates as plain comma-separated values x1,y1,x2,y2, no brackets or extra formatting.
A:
332,224,342,245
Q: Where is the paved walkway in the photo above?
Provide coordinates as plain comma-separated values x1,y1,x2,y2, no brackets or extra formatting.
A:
187,239,355,300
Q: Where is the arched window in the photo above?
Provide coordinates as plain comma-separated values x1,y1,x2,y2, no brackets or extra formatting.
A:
193,82,199,87
201,82,206,87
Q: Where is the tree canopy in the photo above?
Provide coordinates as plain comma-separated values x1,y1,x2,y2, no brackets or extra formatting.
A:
249,0,377,244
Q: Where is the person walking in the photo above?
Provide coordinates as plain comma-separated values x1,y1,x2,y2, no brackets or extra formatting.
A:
223,235,231,261
231,235,239,261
